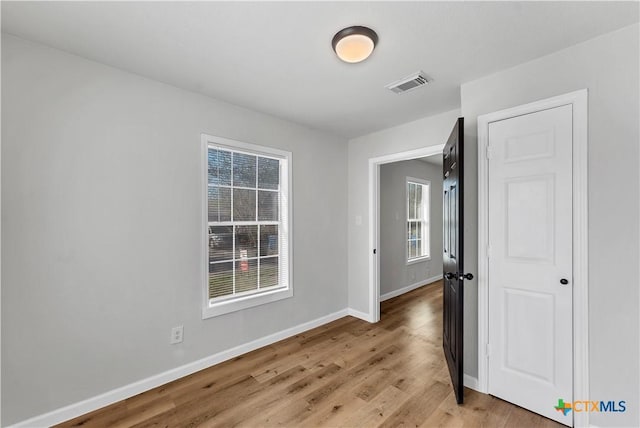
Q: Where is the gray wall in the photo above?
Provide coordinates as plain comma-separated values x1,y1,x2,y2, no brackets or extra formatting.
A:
379,159,442,296
460,24,639,427
347,109,461,314
1,35,348,425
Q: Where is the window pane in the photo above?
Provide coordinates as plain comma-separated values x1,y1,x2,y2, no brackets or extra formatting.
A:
233,189,256,221
415,221,422,240
260,225,278,257
258,190,279,221
416,184,423,219
258,157,280,190
235,259,258,292
209,226,233,262
235,225,258,259
209,262,233,298
233,152,256,188
208,187,231,222
408,183,416,219
208,149,231,186
409,240,418,259
260,257,279,288
408,221,418,240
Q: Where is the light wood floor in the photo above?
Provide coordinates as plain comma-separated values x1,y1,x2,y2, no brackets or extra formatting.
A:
57,281,562,428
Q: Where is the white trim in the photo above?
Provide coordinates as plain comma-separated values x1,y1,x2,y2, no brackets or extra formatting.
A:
8,309,349,428
206,287,293,317
380,275,442,302
477,89,589,427
368,144,445,323
200,134,294,319
406,176,430,186
204,134,292,159
463,374,479,391
347,307,375,322
406,256,430,266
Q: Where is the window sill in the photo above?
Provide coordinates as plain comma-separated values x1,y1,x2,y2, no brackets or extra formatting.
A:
407,256,431,266
202,286,293,319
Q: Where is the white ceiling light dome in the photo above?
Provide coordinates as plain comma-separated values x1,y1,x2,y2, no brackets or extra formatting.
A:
332,26,378,63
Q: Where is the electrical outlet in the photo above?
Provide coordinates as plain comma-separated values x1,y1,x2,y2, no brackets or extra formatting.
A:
170,325,184,344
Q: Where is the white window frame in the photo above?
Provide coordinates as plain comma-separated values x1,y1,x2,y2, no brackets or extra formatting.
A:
201,134,293,319
406,177,430,264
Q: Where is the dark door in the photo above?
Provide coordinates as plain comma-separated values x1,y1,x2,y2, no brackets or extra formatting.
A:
443,117,472,404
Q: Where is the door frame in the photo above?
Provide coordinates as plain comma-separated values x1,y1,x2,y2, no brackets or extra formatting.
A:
368,144,445,322
477,89,589,427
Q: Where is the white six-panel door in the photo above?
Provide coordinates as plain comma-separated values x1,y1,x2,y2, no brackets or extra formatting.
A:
487,104,573,426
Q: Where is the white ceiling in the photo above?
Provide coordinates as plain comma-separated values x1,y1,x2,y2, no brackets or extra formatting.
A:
2,2,638,138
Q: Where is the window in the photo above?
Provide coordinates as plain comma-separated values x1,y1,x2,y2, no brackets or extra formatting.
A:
407,177,430,263
203,134,292,318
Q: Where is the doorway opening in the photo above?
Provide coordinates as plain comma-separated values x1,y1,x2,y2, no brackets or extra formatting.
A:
368,144,444,322
377,155,444,307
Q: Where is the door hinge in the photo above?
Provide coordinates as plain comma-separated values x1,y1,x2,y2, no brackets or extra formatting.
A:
486,245,492,259
486,343,491,358
486,146,493,160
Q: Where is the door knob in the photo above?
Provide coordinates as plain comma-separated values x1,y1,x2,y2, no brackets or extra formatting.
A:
560,278,569,285
444,272,473,280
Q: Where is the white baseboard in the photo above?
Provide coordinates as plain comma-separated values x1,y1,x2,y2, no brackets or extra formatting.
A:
347,307,375,322
380,275,442,302
9,309,349,428
463,374,479,391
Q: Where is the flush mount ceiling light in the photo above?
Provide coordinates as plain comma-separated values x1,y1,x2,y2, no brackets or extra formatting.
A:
332,26,378,63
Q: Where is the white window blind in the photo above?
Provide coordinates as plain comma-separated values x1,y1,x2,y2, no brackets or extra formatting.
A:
203,135,291,318
407,178,430,262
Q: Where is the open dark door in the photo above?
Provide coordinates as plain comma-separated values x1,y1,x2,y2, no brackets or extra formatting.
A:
443,118,472,404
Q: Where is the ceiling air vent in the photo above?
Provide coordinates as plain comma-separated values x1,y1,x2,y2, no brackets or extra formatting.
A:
385,71,431,94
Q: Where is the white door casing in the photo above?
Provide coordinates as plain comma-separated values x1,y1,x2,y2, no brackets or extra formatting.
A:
488,105,573,425
477,89,589,428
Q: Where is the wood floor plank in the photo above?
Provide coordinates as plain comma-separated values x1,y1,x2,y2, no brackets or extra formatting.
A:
185,364,317,428
505,403,564,428
112,397,176,428
233,362,345,427
480,393,517,428
342,385,411,428
251,331,355,383
377,380,452,428
56,281,563,428
419,408,466,428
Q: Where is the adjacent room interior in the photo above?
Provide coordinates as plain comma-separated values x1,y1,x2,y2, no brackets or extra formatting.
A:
379,155,443,303
1,2,639,427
